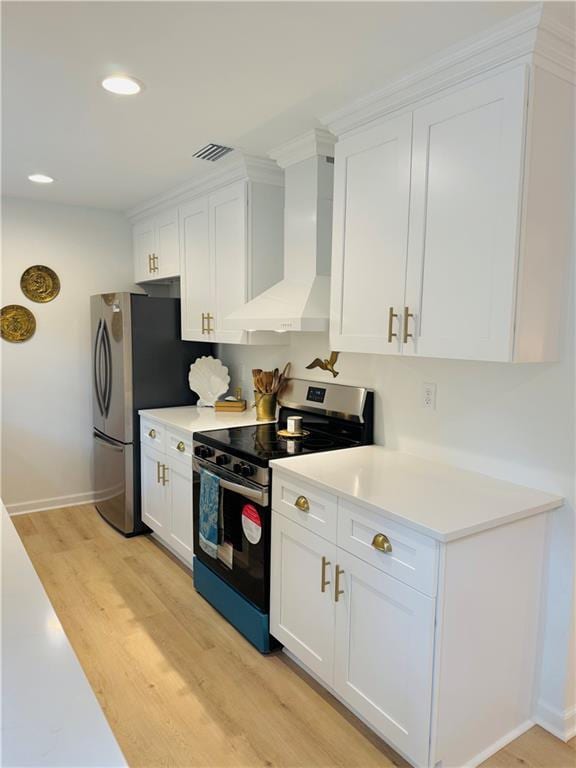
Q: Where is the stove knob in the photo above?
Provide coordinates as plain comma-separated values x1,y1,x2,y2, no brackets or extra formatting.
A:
203,447,214,459
233,463,242,474
240,464,254,478
215,454,229,466
194,446,205,458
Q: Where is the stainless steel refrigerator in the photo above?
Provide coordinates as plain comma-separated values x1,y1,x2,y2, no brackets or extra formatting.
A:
91,293,211,535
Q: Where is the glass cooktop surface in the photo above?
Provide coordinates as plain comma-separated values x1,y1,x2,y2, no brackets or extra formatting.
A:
199,421,360,466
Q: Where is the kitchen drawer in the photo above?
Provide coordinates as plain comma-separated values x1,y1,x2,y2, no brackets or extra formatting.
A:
272,471,337,542
338,500,438,596
140,419,166,452
166,429,193,467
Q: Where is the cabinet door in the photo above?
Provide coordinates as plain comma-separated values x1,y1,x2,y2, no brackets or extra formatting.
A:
405,66,528,361
179,197,214,342
155,208,180,279
334,549,435,767
330,114,412,354
133,217,156,283
141,444,168,534
270,514,336,684
210,181,248,344
166,457,193,565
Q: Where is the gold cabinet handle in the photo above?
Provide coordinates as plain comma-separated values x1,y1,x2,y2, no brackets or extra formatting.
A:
151,253,158,273
388,306,398,343
334,565,345,602
372,533,393,554
148,428,156,439
176,441,186,453
294,495,310,513
161,464,169,486
205,312,214,334
148,254,153,273
403,306,414,344
156,461,162,484
201,313,205,334
321,556,331,593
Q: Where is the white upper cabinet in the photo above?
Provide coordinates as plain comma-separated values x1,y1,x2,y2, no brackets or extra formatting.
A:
210,181,248,345
179,163,285,346
329,36,574,362
180,196,213,341
330,115,412,355
404,67,527,361
133,207,180,283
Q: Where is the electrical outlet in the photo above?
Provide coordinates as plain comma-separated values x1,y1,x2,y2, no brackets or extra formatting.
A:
423,382,437,410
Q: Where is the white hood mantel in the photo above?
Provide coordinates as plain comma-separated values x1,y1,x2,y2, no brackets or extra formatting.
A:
224,129,336,332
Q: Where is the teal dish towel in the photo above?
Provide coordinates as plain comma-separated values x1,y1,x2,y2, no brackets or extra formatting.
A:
199,467,220,559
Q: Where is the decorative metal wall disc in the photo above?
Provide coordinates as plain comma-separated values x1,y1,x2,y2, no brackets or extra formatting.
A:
20,265,60,303
1,304,36,342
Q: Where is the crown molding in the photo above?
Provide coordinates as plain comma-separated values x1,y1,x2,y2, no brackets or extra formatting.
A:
322,3,575,138
268,128,336,168
126,153,283,220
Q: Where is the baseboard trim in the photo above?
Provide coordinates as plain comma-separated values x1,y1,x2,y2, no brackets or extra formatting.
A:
6,491,99,516
534,699,576,742
465,720,534,767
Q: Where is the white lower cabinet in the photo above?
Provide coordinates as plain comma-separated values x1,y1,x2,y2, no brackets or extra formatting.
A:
271,505,434,767
141,443,168,535
140,420,193,566
271,468,550,768
270,515,337,683
166,457,193,562
333,549,435,767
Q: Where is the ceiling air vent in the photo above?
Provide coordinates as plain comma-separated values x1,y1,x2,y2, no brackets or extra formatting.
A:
193,143,234,162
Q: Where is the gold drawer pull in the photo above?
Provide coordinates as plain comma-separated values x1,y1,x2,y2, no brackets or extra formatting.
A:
372,533,392,554
321,556,331,593
403,306,414,344
294,495,310,512
387,306,398,343
148,428,156,439
176,441,186,453
334,565,345,602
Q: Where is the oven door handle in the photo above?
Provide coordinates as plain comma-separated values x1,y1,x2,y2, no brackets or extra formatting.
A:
193,459,268,506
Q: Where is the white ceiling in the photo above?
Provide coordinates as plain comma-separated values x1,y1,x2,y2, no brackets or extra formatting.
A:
2,1,533,211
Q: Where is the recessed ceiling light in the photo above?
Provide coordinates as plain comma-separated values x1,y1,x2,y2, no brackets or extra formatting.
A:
28,174,54,184
101,75,142,95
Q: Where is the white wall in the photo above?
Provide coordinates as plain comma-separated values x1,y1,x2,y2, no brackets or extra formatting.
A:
1,197,135,513
216,275,575,737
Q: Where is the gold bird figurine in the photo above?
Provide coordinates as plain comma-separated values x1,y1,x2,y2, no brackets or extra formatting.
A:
306,350,340,378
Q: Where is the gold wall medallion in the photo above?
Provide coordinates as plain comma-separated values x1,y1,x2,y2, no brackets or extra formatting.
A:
20,265,60,303
1,304,36,342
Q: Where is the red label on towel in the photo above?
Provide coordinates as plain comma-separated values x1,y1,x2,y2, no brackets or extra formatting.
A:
242,504,262,545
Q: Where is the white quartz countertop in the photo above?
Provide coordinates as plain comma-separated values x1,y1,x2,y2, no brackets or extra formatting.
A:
1,502,126,767
138,405,272,434
271,446,564,542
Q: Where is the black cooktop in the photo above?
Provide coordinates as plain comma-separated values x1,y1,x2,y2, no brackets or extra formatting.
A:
198,421,361,466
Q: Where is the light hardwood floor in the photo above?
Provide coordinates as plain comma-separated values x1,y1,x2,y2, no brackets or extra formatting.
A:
12,506,576,768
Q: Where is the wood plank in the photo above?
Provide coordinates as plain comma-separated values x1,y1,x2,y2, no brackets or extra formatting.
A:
11,506,573,768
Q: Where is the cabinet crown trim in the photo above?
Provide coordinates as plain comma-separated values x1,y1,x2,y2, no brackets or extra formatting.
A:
127,153,283,221
322,3,575,137
268,128,337,168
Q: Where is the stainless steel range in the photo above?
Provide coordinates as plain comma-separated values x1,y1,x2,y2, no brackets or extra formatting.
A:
192,379,374,652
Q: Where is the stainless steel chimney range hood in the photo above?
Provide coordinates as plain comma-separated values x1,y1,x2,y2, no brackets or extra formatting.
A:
224,129,336,332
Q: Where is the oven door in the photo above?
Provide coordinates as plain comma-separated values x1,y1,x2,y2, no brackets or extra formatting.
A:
193,459,270,612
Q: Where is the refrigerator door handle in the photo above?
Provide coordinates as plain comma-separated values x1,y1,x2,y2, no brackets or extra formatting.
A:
93,431,124,451
102,320,112,417
93,320,105,416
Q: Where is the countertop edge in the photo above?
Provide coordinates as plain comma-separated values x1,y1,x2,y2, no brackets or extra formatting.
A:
270,461,564,543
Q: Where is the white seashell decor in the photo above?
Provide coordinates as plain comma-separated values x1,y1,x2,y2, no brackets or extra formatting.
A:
188,356,230,407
